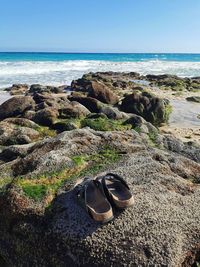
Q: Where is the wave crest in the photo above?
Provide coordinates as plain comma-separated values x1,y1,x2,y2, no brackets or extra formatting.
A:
0,60,200,88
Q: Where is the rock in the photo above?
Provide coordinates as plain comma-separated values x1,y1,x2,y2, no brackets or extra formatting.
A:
53,121,78,132
23,110,36,121
146,74,186,90
3,118,39,129
59,101,90,119
33,108,59,126
123,114,146,127
4,84,29,95
186,96,200,103
100,106,129,120
29,84,64,94
88,81,119,104
112,80,130,89
86,113,108,119
71,78,92,92
82,71,141,84
146,74,181,81
0,96,35,120
72,72,141,92
68,94,103,113
162,135,200,162
120,92,172,126
12,128,145,176
0,129,200,266
0,144,33,162
33,93,69,108
0,121,40,146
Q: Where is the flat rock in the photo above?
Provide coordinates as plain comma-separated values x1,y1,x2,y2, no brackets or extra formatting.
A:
0,129,200,266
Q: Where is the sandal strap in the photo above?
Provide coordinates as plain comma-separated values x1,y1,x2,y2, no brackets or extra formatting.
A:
75,177,91,212
104,173,130,189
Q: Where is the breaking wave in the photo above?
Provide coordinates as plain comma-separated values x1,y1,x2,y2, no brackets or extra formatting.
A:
0,59,200,88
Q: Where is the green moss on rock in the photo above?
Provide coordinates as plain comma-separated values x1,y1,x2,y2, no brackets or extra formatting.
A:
36,126,57,138
81,117,131,131
17,148,122,202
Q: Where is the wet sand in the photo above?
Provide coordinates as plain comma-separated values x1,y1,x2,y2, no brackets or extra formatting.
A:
0,91,12,105
169,99,200,128
152,89,200,143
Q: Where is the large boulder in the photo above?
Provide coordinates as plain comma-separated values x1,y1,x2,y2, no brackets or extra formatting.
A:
88,81,119,104
71,77,119,105
0,96,35,120
120,92,172,126
0,129,200,266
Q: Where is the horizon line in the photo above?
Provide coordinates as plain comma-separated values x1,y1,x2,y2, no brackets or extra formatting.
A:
1,51,200,54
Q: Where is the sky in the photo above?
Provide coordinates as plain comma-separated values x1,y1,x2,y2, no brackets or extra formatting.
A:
0,0,200,53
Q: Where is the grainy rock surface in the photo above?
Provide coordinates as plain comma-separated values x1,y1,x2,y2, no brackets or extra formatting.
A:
0,72,200,266
0,129,200,266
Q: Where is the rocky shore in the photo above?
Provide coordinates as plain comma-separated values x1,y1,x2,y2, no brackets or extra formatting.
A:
0,72,200,266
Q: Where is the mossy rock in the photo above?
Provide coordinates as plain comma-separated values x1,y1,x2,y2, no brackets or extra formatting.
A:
16,148,122,202
120,92,172,126
81,117,131,131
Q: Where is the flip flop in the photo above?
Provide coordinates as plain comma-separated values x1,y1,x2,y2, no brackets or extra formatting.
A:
75,178,114,223
98,173,134,209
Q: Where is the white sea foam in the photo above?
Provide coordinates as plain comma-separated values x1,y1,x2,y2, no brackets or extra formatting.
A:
0,60,200,88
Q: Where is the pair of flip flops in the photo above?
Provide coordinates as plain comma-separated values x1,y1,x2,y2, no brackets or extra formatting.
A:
75,173,134,223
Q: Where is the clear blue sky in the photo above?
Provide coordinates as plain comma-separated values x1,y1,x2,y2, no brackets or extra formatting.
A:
0,0,200,53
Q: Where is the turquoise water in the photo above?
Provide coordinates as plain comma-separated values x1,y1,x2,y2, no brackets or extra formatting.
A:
0,52,200,88
1,52,200,62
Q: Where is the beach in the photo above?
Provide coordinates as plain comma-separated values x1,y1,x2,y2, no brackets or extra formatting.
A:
0,59,200,266
1,0,200,265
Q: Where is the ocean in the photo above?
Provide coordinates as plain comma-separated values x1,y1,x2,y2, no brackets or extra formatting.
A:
0,52,200,89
